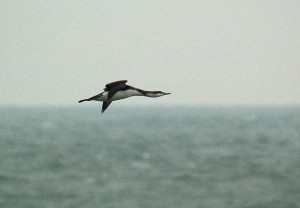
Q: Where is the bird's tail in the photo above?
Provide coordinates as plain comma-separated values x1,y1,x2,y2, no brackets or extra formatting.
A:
78,98,91,103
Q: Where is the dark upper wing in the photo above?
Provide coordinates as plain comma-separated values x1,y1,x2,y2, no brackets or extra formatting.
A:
101,80,127,113
104,80,127,91
104,80,128,100
102,100,112,113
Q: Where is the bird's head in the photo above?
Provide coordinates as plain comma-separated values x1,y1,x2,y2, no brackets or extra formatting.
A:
146,91,171,97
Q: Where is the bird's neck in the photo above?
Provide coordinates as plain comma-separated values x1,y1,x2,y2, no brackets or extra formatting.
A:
131,87,160,97
140,90,160,97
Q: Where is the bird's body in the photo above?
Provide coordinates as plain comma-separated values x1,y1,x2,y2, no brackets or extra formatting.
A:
93,89,143,102
78,80,170,113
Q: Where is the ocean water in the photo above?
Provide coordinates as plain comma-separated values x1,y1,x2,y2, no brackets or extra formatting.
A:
0,106,299,208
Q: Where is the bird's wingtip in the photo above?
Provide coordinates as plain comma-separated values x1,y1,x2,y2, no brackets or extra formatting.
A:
78,99,88,103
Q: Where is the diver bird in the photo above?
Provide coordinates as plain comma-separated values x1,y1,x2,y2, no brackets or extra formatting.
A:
78,80,171,113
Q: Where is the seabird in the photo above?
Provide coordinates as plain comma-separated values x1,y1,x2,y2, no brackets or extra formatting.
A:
78,80,171,113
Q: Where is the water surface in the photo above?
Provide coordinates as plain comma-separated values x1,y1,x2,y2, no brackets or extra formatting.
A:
0,106,299,208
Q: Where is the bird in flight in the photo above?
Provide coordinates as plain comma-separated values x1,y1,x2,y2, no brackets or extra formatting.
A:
78,80,171,113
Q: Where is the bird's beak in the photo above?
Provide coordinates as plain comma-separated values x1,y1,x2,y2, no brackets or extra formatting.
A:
163,92,171,95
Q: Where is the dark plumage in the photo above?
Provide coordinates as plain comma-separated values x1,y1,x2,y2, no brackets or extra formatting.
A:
79,80,171,113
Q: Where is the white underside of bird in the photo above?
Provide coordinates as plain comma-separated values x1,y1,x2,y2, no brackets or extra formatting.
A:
96,90,143,102
78,80,170,113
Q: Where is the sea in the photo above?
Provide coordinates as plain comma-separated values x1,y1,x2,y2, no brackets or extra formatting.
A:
0,106,299,208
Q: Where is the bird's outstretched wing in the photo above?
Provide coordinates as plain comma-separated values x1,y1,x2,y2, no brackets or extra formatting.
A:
104,80,127,100
101,80,127,112
102,100,112,113
104,80,127,91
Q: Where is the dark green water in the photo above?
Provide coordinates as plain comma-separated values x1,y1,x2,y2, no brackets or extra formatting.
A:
0,106,299,208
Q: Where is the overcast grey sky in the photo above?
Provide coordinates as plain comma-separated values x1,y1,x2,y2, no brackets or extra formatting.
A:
1,1,299,106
